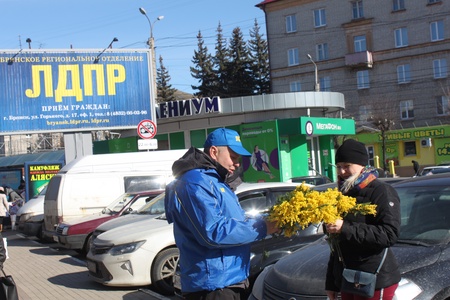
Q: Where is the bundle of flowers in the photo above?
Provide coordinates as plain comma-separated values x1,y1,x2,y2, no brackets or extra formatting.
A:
268,183,377,237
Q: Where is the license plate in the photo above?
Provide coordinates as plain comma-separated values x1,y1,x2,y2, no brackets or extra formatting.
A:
53,235,59,243
87,260,97,273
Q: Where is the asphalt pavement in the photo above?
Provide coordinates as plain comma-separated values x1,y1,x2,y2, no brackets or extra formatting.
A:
1,229,174,300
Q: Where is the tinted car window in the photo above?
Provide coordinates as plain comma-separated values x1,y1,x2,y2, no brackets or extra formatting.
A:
397,185,450,243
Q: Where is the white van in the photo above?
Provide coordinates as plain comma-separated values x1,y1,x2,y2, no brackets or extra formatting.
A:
17,184,47,239
43,149,186,240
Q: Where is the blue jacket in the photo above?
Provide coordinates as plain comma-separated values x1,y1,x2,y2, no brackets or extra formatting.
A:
164,147,267,293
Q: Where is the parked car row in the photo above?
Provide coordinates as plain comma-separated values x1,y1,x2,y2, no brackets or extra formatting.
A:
53,190,164,254
85,182,325,295
249,173,450,300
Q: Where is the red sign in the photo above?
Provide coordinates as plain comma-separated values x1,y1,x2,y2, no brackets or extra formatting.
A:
137,119,157,139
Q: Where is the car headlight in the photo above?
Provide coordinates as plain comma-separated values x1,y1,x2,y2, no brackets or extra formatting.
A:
250,264,273,300
19,213,32,222
393,278,422,300
61,226,69,235
110,241,145,256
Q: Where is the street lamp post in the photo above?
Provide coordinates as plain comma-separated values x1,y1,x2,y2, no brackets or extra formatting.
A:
307,54,320,92
139,7,164,103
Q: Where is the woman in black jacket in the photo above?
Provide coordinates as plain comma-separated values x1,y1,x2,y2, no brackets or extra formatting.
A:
325,139,401,300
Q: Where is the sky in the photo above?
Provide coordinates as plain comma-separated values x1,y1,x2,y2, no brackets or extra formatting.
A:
0,0,266,95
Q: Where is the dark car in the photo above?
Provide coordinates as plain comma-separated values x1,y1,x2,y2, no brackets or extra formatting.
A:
53,190,163,254
249,173,450,300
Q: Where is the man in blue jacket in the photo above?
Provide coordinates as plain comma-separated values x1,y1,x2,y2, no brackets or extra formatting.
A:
164,128,279,300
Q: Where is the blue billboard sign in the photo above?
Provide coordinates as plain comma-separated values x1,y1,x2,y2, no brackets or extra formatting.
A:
0,49,154,134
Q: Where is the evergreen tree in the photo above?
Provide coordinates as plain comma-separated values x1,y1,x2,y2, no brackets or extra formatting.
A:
213,23,230,97
226,27,254,97
249,19,270,95
156,55,176,103
190,31,216,97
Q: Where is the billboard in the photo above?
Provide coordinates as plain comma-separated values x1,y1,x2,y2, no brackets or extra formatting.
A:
241,121,280,182
0,49,154,134
24,161,63,201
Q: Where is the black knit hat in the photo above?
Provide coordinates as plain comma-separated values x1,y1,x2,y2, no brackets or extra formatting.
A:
335,139,369,166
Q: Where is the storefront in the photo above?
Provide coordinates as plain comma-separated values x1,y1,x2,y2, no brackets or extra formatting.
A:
352,124,450,176
144,92,355,183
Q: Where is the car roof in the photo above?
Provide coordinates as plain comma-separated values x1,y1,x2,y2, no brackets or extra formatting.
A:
423,165,450,169
393,172,450,187
235,182,300,193
311,177,408,192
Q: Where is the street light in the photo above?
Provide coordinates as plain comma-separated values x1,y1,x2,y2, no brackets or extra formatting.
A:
26,38,32,49
307,54,320,92
139,7,164,103
94,37,119,63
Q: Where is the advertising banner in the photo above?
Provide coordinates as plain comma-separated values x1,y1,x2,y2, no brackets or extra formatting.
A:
0,49,154,134
241,121,279,182
24,162,63,201
0,169,22,191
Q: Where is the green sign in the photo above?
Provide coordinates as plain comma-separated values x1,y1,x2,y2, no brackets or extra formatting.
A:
300,117,355,135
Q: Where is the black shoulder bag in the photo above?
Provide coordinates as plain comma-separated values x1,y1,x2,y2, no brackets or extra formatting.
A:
338,247,388,298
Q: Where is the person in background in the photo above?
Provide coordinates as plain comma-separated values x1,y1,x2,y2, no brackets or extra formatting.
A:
164,128,280,300
0,188,10,232
412,160,420,176
325,139,401,300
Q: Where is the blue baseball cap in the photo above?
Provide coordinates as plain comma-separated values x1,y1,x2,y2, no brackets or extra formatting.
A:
204,128,251,157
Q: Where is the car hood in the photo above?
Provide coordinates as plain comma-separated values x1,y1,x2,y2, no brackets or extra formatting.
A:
62,212,111,226
265,237,444,295
17,196,44,216
94,216,172,245
94,213,158,232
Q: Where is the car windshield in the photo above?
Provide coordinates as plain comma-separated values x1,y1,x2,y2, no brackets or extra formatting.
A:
102,194,135,214
135,192,166,215
396,184,450,245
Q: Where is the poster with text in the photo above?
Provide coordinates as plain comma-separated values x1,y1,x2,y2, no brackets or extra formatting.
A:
240,121,279,182
24,162,63,201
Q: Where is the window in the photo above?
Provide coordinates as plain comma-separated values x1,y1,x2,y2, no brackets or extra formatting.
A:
320,76,331,91
404,141,417,156
359,105,371,122
314,9,326,27
354,35,367,52
400,100,414,119
428,0,441,3
433,59,448,78
290,81,301,92
357,70,370,89
288,48,299,66
352,1,364,19
393,0,405,11
316,43,329,61
397,64,411,84
395,27,408,47
286,15,297,33
437,96,450,115
430,20,444,41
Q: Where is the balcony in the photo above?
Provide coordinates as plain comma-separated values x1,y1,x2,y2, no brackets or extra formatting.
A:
345,51,373,68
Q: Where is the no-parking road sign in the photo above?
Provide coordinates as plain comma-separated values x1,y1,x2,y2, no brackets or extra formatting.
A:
137,119,157,139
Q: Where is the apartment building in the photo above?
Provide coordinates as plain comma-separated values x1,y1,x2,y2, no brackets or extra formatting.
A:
257,0,450,129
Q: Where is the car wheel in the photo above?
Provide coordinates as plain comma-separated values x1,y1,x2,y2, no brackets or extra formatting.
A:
151,247,179,295
36,222,44,240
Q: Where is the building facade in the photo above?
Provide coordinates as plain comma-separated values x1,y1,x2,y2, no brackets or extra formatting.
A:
255,0,450,174
257,0,450,129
